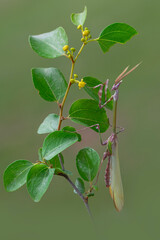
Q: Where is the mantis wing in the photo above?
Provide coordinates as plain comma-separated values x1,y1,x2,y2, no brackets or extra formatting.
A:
109,139,124,212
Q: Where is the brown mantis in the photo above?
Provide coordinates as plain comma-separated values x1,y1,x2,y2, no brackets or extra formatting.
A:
93,63,140,211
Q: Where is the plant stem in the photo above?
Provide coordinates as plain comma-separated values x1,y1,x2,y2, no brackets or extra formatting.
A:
57,62,75,131
56,44,93,216
57,41,89,130
86,38,98,43
59,173,92,217
74,43,85,62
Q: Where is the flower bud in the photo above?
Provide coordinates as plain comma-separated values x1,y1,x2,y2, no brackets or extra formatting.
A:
74,74,78,79
70,47,75,52
83,30,90,36
63,45,69,51
70,79,75,84
81,38,85,42
77,25,82,30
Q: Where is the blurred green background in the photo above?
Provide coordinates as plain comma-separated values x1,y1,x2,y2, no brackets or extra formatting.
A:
0,0,159,239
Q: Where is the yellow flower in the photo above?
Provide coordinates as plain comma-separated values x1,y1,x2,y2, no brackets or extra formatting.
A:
78,79,86,89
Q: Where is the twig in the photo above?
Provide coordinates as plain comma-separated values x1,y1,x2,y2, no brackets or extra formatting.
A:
58,173,93,218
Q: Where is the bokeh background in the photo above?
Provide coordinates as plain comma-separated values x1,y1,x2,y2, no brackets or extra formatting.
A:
0,0,159,239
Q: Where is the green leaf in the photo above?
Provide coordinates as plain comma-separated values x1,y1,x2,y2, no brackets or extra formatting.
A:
63,170,73,175
62,126,81,142
74,178,85,194
49,153,64,175
3,160,33,192
27,164,54,202
69,99,109,133
48,154,73,175
38,114,60,134
55,168,73,175
38,148,43,162
83,76,113,110
29,27,68,58
42,131,78,160
39,149,71,176
97,23,138,53
87,192,94,197
32,68,67,102
71,6,87,26
76,148,100,182
49,153,64,169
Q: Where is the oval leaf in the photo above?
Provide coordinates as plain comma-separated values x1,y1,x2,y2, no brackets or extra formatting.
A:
97,23,138,53
4,160,33,192
42,131,78,160
76,148,100,182
32,68,67,102
69,99,109,133
49,153,64,175
46,154,72,176
38,148,43,162
74,178,85,194
29,27,68,58
49,153,64,169
62,126,81,142
27,164,54,202
38,114,60,134
83,76,113,110
71,6,87,26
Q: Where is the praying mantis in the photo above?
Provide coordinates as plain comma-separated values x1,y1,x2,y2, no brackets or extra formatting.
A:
92,63,140,211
